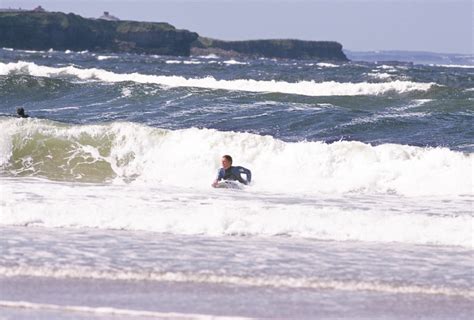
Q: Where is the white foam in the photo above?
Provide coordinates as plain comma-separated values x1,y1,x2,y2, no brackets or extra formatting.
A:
367,72,392,80
165,60,203,64
197,54,220,59
1,267,472,298
121,87,132,97
431,64,474,69
183,60,202,64
21,49,46,54
0,61,436,97
376,65,397,72
0,129,12,167
317,62,339,68
0,119,471,197
38,106,80,113
1,176,472,247
223,60,247,65
0,120,473,246
0,300,251,320
97,55,118,61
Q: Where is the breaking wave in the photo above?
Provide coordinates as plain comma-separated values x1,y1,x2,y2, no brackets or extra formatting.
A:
0,117,471,196
0,61,436,97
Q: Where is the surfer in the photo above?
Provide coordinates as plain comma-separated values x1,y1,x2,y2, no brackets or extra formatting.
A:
212,155,252,187
16,107,29,118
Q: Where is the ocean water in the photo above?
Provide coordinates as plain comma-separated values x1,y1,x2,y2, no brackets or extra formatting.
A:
0,48,473,319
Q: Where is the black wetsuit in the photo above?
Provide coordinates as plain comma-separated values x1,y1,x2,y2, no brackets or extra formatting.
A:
16,108,29,118
216,166,252,185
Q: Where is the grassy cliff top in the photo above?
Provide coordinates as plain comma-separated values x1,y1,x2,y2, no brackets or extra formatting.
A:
0,11,177,32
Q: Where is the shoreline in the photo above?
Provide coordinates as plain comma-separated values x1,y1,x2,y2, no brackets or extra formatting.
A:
2,275,473,319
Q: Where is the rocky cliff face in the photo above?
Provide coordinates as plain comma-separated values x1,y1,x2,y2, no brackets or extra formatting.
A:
192,37,348,61
0,11,348,60
0,11,198,56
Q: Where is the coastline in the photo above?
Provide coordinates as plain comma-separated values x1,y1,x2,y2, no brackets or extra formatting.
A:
1,225,473,319
0,11,347,60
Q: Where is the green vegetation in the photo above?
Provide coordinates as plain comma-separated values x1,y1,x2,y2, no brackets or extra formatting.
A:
0,11,347,60
0,11,198,56
192,37,348,60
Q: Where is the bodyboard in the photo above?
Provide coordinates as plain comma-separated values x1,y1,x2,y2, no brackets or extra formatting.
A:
215,181,243,189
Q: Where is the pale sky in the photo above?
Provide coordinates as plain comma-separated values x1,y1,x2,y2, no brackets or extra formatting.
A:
1,0,472,54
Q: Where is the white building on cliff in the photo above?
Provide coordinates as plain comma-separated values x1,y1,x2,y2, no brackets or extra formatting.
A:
99,11,119,21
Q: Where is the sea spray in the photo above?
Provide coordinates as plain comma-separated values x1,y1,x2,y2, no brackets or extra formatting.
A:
0,118,471,196
0,61,435,97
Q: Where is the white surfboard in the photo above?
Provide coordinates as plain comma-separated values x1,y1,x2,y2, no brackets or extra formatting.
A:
214,180,243,189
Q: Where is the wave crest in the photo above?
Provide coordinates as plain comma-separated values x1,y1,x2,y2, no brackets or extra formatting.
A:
0,61,436,97
0,118,471,196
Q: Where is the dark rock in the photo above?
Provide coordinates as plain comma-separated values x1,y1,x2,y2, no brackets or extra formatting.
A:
191,37,348,61
0,11,348,60
0,11,198,56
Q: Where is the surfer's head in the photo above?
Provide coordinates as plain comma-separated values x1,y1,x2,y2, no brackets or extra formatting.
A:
221,155,233,169
16,107,27,118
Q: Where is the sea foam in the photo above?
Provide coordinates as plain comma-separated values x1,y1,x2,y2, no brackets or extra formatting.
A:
0,176,472,247
1,118,472,246
1,267,471,298
0,118,471,197
0,300,251,320
0,61,435,97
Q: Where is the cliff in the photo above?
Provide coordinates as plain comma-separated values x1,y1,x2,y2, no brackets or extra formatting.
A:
191,37,348,61
0,11,198,56
0,11,348,60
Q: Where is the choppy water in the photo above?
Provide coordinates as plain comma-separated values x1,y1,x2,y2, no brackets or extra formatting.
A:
0,48,473,319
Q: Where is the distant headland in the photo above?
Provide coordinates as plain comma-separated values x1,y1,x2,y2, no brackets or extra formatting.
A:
0,9,348,61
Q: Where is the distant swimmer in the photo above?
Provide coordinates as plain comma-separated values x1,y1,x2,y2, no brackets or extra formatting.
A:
212,155,252,188
16,107,29,118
